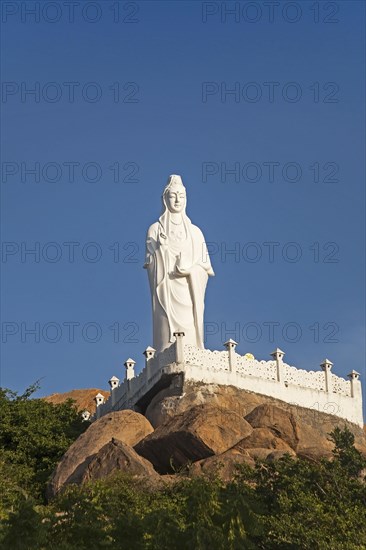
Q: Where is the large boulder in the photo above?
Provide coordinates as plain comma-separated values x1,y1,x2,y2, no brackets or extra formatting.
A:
235,427,295,452
245,404,299,449
47,410,153,498
145,383,265,428
294,419,335,458
189,432,296,481
224,426,296,465
145,382,366,455
189,448,255,480
243,402,366,460
135,404,253,474
80,438,160,484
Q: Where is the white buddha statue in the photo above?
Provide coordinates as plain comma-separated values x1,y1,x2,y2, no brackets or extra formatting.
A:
144,175,214,353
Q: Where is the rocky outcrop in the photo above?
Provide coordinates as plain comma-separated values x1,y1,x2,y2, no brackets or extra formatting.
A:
235,427,295,452
145,383,263,428
188,423,296,481
47,410,154,498
145,382,366,458
189,448,255,480
242,403,363,460
188,428,296,481
48,383,366,491
245,404,299,449
187,400,365,480
135,404,253,474
80,438,160,484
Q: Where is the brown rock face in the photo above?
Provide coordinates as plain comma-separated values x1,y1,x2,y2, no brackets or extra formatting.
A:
294,418,335,457
187,399,365,478
221,425,296,465
47,410,153,499
48,383,366,489
189,436,296,481
235,427,294,452
145,383,265,428
135,404,253,474
189,448,255,481
145,382,365,448
243,403,336,459
245,404,299,449
243,402,366,460
80,438,160,484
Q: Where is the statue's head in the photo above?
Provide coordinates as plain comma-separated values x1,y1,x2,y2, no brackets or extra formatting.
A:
162,174,186,214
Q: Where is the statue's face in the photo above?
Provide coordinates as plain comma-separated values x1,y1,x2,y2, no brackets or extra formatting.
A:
166,187,186,213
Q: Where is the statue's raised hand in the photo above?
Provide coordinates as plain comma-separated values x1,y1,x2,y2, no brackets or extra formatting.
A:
175,253,191,277
175,264,192,277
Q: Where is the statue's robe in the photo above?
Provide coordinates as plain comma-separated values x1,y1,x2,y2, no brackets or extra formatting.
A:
144,217,214,353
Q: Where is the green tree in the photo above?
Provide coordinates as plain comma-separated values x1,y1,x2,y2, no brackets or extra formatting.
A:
0,382,87,509
0,497,47,550
45,483,112,549
243,428,366,549
331,425,366,477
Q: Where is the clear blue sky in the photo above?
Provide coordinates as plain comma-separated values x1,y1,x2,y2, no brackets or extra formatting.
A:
1,1,365,416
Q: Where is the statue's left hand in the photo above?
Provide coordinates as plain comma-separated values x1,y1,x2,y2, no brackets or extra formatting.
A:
175,265,191,277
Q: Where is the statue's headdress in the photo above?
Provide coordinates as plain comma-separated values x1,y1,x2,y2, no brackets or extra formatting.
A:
162,174,185,197
159,174,190,233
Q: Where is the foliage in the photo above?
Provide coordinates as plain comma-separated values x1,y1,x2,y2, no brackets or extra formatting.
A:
243,427,366,549
0,382,87,511
0,384,365,549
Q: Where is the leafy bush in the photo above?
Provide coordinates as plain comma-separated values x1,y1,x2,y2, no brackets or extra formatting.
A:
0,382,86,510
